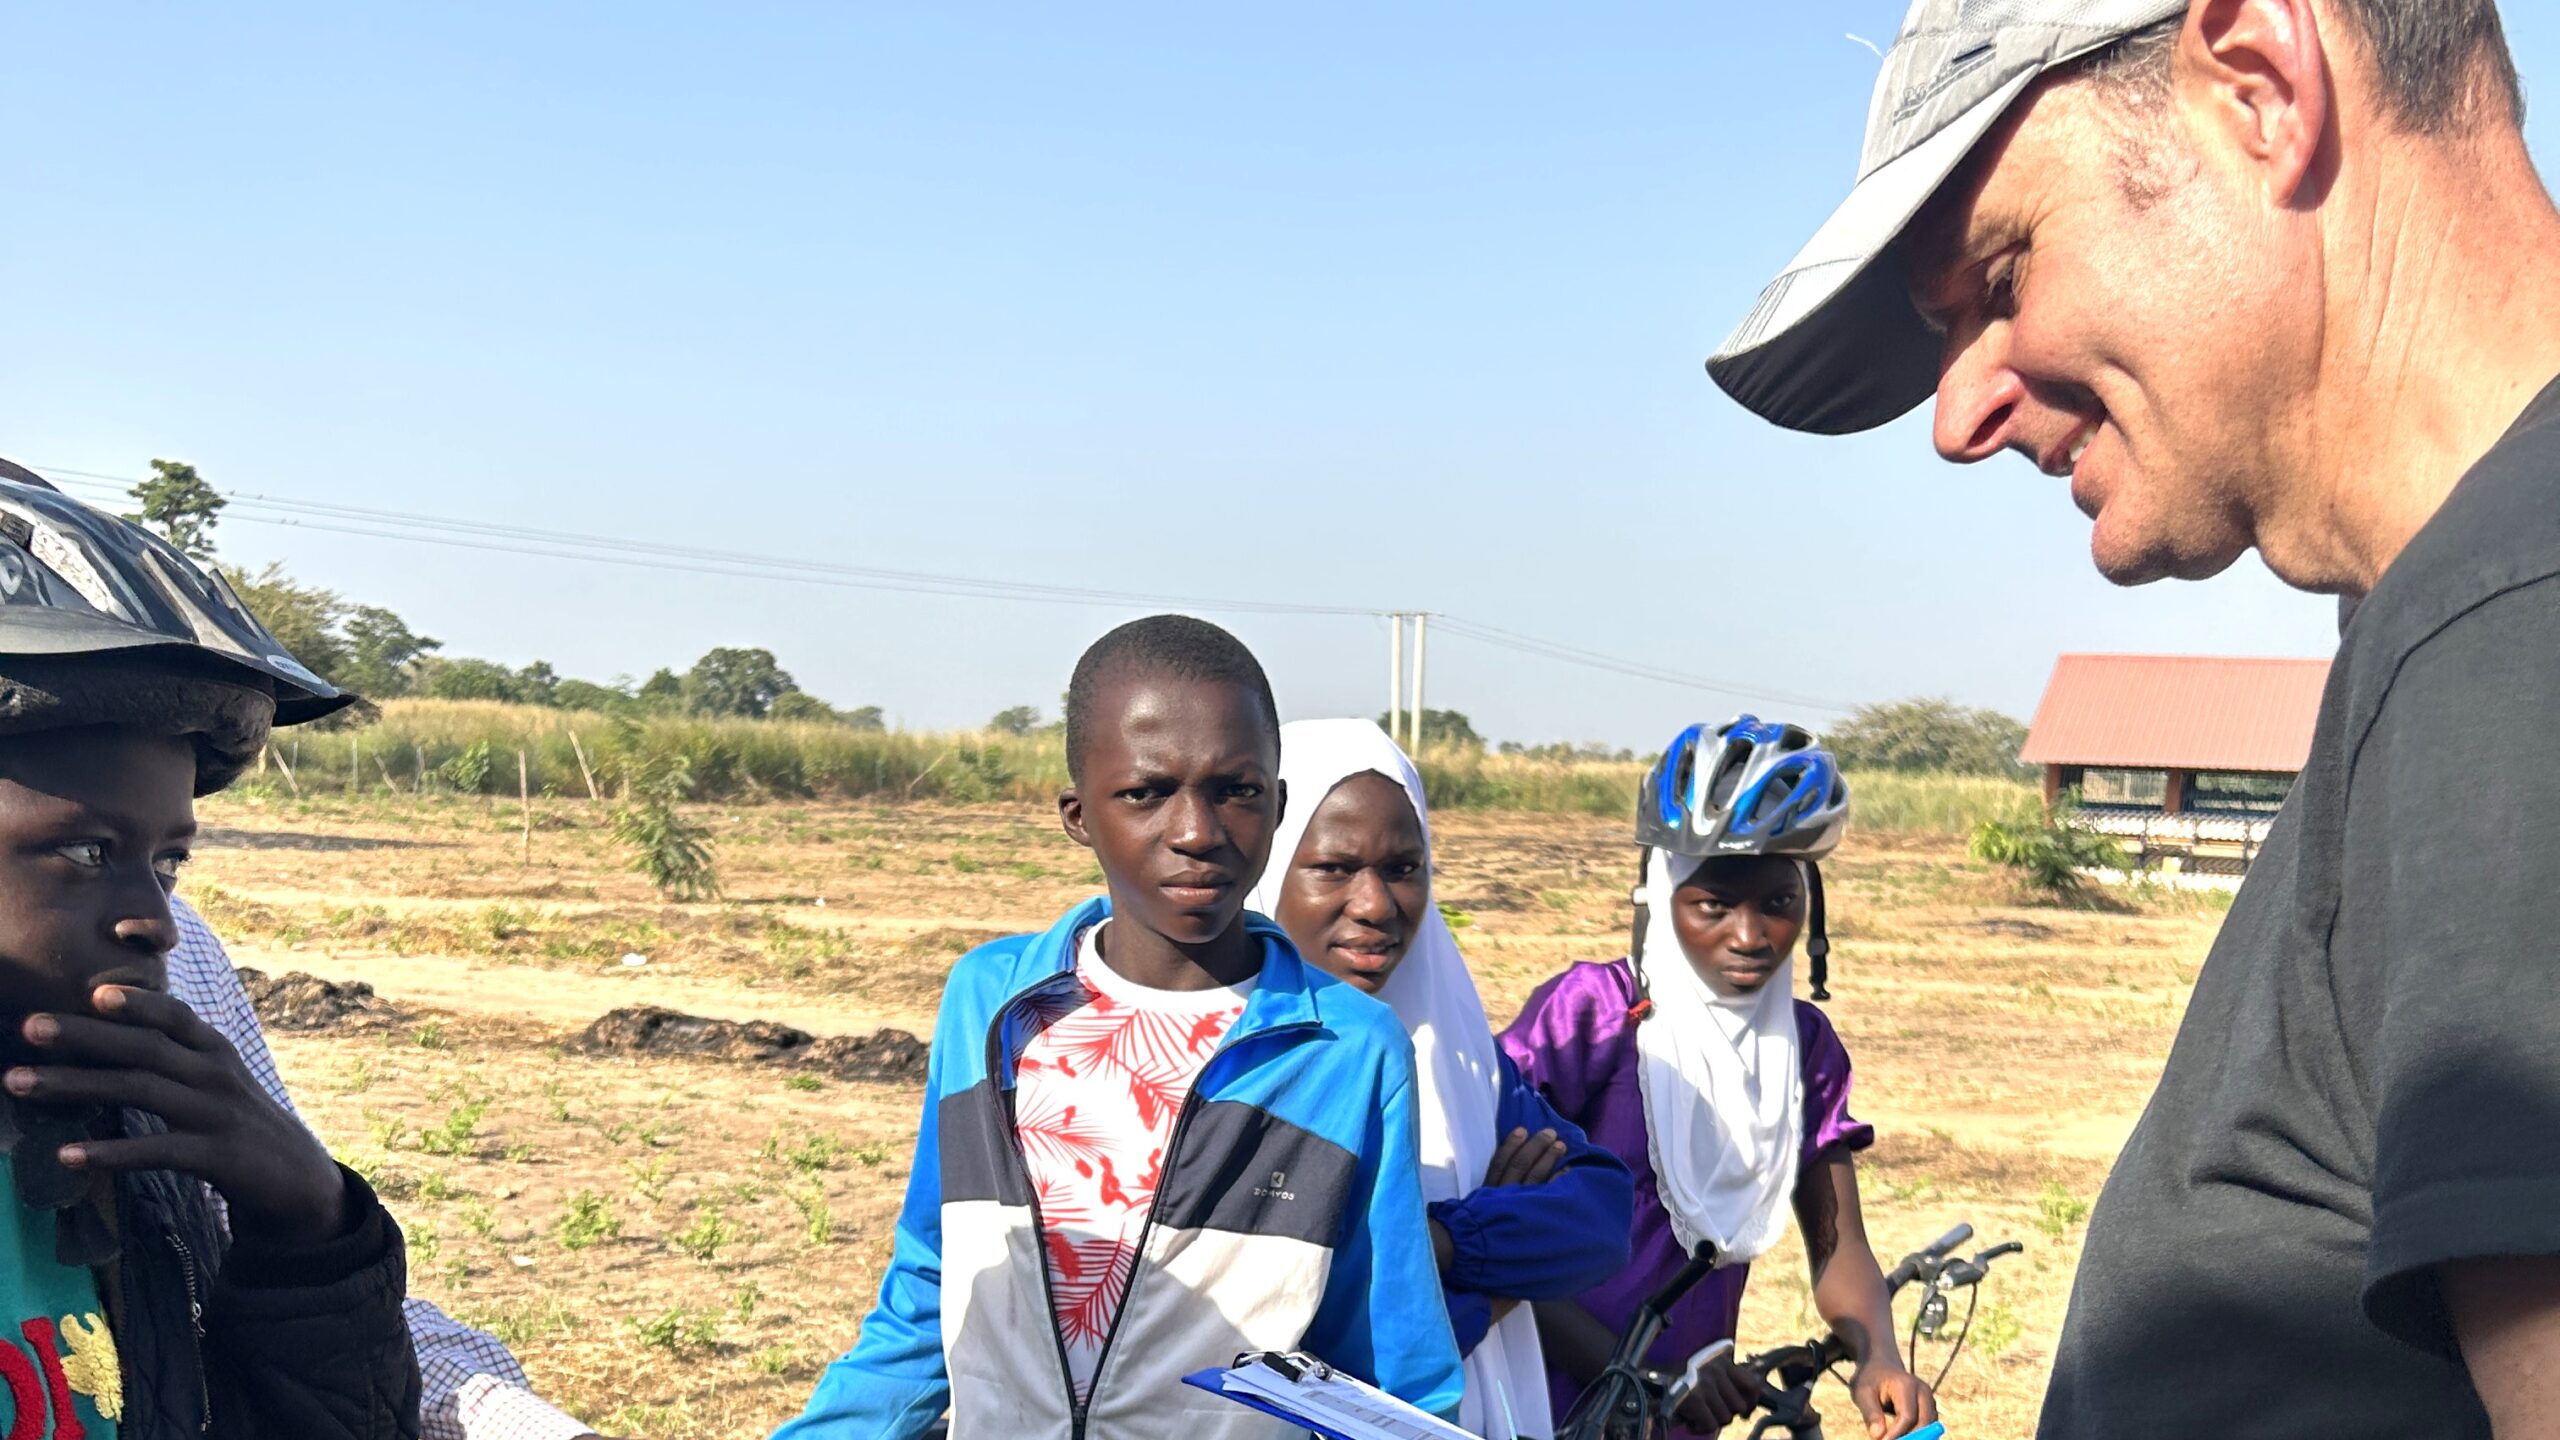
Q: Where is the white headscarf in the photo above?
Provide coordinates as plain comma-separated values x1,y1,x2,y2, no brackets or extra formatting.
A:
1247,719,1547,1440
1632,848,1804,1267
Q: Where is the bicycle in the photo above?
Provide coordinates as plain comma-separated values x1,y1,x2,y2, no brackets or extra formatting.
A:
1556,1224,2022,1440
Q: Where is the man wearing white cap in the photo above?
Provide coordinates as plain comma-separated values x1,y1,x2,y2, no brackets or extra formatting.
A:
1709,2,2560,1436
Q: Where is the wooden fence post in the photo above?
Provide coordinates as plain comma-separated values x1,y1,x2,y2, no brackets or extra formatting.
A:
270,745,301,797
566,729,601,802
519,750,533,866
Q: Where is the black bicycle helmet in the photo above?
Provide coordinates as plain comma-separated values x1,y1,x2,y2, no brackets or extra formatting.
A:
0,458,354,793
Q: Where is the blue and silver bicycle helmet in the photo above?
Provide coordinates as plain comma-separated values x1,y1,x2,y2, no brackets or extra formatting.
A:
1633,716,1853,998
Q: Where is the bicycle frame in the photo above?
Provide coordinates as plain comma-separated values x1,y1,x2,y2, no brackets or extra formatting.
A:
1554,1243,1718,1440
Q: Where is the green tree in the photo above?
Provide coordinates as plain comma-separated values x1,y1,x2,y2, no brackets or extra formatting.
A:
685,647,796,718
222,564,350,685
514,660,561,707
126,459,227,560
987,705,1042,736
841,705,886,732
416,656,527,702
768,692,840,725
1372,708,1484,750
340,605,439,698
553,678,632,714
1829,697,2032,778
637,668,685,710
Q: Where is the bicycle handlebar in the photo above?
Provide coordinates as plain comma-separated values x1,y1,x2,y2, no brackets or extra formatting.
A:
1882,1223,1973,1291
1939,1242,2021,1289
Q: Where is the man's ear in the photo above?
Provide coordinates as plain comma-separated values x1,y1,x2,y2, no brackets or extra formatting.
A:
1273,778,1289,832
2186,0,2332,207
1059,786,1091,849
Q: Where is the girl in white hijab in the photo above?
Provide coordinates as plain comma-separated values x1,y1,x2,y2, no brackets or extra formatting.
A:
1248,719,1632,1440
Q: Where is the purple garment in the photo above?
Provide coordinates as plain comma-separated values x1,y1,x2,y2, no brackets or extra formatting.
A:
1497,959,1874,1436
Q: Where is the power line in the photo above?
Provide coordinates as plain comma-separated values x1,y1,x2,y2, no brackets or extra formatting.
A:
45,462,1857,713
1430,616,1854,713
41,467,1379,618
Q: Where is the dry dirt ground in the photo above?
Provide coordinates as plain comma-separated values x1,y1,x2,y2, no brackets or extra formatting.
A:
179,788,2230,1440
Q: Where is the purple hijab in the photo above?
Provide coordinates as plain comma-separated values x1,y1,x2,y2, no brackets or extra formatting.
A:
1497,959,1872,1434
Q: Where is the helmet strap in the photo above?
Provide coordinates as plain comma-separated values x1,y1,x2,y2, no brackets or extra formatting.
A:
1806,861,1832,1001
1625,851,1656,1021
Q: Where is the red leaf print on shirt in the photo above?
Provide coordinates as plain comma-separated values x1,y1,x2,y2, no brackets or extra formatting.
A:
1127,1064,1187,1130
1185,1009,1230,1055
1051,1236,1138,1347
1015,1088,1113,1175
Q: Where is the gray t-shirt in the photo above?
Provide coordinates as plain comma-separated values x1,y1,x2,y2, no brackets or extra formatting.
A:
2039,377,2560,1438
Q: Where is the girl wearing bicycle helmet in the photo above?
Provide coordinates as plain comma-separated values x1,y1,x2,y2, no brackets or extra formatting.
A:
0,468,421,1438
1501,719,1933,1439
1249,719,1633,1440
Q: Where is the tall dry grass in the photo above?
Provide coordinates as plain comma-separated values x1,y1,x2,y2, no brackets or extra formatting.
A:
266,700,2038,834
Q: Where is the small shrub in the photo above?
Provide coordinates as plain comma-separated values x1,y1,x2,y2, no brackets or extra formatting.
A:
555,1190,621,1250
1970,804,2128,899
1969,1300,2024,1360
792,1187,835,1247
611,787,719,901
439,740,497,793
676,1207,740,1263
632,1307,718,1352
785,1133,843,1175
785,1073,823,1093
629,1156,671,1203
2036,1181,2092,1239
418,1098,490,1157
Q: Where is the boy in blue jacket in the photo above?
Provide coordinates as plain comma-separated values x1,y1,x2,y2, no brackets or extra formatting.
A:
775,615,1462,1440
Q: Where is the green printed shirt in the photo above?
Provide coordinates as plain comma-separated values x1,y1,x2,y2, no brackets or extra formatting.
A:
0,1185,119,1438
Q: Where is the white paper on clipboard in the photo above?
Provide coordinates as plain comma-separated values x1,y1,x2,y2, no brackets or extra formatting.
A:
1184,1351,1476,1440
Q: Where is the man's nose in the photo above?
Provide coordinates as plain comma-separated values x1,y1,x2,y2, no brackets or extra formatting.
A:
112,889,180,958
1933,323,2026,465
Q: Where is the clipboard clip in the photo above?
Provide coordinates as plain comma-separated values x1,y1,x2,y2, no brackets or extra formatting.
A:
1237,1350,1333,1384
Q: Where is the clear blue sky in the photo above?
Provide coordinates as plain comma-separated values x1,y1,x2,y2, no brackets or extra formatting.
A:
7,3,2557,746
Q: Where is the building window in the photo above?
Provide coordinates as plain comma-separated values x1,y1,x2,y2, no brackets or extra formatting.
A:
2188,771,2292,816
2081,769,2168,807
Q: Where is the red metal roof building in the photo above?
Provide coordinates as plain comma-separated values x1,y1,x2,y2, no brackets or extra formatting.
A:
2021,654,2331,871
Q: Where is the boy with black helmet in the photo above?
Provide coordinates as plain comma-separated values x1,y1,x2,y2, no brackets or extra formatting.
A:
1502,718,1932,1439
0,468,420,1438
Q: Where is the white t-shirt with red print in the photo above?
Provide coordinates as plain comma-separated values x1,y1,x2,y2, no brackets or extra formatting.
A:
1011,925,1252,1401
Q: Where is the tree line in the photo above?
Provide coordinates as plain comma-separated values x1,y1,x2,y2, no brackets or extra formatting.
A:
125,461,2034,767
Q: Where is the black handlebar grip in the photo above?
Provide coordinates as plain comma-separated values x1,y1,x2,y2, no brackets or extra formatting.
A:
1979,1241,2025,1262
1927,1223,1975,1258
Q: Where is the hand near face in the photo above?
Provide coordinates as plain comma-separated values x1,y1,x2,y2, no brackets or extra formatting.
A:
9,985,347,1242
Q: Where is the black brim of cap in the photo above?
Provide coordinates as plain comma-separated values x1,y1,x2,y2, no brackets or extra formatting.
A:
0,607,356,727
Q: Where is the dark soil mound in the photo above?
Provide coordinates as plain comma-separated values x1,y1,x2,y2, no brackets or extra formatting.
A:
802,1028,931,1082
575,1006,929,1084
232,968,389,1030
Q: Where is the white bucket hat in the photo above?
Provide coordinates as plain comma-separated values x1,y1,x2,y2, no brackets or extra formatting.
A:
1707,0,2188,435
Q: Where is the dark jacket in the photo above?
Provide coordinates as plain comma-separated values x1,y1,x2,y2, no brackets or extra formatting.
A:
107,1119,421,1440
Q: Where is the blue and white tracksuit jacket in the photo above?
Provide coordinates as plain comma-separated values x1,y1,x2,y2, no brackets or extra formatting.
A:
774,898,1465,1440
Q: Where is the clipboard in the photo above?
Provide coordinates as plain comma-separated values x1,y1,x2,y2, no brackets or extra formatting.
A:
1182,1351,1475,1440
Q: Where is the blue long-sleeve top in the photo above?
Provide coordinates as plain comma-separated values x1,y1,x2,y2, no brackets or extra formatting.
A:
1430,1052,1635,1355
